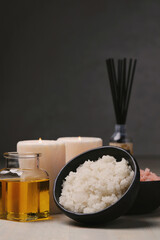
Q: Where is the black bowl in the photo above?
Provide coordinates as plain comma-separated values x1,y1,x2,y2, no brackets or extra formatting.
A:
53,146,140,224
127,180,160,214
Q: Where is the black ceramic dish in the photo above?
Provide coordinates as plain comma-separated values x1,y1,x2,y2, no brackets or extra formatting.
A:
127,180,160,214
54,146,140,225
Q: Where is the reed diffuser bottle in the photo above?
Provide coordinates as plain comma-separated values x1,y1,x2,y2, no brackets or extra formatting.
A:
106,58,137,155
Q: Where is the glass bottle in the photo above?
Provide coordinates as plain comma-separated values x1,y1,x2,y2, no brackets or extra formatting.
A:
0,152,49,222
109,124,133,155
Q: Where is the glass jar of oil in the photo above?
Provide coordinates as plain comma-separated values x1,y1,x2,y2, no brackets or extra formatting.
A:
0,152,49,222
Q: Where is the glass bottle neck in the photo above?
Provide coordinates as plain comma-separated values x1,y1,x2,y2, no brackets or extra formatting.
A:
115,124,126,134
4,152,40,169
18,158,39,169
110,124,132,143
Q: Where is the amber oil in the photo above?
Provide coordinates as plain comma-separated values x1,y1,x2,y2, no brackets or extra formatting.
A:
0,178,49,222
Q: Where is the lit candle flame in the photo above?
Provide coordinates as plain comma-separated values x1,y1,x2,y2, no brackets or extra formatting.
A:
39,138,42,142
78,136,81,141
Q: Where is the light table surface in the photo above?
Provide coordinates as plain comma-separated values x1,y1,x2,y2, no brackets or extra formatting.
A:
0,210,160,240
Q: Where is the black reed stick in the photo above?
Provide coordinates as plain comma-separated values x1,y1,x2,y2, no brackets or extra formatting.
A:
106,59,120,123
106,58,137,124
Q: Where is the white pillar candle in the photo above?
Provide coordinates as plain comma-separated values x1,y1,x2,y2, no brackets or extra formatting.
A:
57,137,103,163
17,139,65,214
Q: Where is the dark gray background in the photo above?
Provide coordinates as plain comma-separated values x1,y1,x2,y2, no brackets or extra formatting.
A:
1,0,160,167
